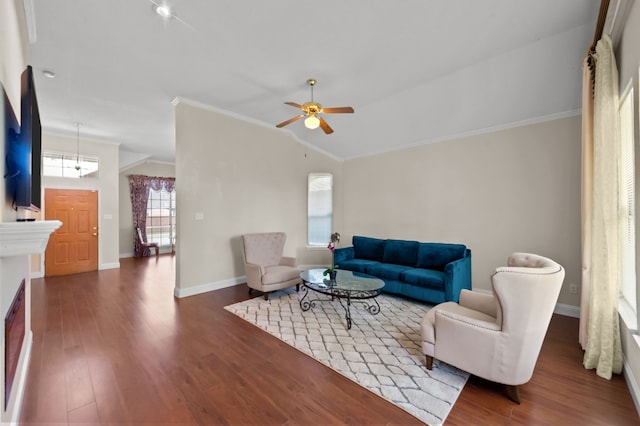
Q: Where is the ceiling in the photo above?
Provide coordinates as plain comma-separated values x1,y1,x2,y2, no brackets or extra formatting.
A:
27,0,599,165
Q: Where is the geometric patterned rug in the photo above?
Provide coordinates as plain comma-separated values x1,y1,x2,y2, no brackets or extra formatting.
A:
224,288,469,425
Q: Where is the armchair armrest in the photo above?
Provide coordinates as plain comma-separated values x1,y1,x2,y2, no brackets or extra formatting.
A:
280,256,297,267
443,249,472,302
459,290,497,318
434,305,501,382
334,247,354,265
244,262,264,286
436,308,501,332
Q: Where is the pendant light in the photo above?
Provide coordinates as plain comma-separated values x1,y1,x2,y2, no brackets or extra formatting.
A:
74,122,81,173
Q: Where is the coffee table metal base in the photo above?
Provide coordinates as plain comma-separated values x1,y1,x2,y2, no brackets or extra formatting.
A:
299,284,382,329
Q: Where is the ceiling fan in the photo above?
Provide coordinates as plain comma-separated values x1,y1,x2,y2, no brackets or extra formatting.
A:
276,79,354,134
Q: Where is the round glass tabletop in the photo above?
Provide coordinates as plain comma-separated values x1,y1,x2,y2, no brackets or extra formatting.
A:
300,268,384,292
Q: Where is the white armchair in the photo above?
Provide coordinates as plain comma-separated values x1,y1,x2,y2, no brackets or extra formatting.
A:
420,252,565,403
241,232,301,300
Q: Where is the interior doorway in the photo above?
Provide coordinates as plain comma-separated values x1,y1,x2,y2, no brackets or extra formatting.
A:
45,189,98,276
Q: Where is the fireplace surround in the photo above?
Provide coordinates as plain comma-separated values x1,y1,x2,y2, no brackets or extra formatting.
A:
0,220,60,422
5,279,25,409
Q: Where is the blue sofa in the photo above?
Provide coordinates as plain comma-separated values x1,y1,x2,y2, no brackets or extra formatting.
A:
334,236,471,304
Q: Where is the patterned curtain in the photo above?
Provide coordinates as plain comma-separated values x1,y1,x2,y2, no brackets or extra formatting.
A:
128,174,176,257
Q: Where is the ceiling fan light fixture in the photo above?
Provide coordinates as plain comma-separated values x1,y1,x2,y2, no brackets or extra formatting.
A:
304,115,320,129
154,4,174,19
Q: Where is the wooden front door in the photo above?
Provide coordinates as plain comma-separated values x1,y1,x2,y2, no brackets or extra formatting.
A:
45,189,99,276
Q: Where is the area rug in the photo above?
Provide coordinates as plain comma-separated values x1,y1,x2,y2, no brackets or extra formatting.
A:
224,288,468,425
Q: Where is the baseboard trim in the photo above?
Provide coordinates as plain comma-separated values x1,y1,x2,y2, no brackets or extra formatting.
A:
174,276,247,298
623,349,640,416
119,248,173,259
554,303,580,318
172,275,583,320
99,262,120,270
173,266,327,299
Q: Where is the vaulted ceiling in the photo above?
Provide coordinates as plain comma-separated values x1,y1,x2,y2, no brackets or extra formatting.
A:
27,0,599,164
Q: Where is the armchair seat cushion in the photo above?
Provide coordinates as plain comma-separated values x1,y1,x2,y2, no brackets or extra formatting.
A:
366,263,413,280
401,268,445,290
262,265,301,285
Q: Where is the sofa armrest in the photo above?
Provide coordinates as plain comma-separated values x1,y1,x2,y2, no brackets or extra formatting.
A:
443,249,472,302
244,262,264,286
459,289,497,318
334,247,354,265
280,256,297,267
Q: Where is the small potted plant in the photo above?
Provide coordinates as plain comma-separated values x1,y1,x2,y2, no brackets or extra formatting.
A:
323,232,341,280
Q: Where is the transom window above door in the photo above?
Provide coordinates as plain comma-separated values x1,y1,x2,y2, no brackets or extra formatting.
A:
42,151,99,178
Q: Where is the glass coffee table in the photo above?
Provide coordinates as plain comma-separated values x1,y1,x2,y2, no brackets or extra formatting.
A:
299,269,385,329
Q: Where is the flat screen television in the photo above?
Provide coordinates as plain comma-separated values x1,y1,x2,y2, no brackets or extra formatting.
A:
4,65,41,212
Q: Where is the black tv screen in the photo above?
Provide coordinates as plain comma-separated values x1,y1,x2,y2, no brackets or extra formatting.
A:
20,65,42,211
6,66,42,211
3,86,22,206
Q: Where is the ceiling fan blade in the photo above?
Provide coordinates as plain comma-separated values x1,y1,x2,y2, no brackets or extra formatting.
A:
276,114,304,128
318,117,334,134
285,101,304,110
321,106,354,114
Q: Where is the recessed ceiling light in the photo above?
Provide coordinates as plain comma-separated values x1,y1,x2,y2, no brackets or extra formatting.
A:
42,70,56,79
154,5,174,19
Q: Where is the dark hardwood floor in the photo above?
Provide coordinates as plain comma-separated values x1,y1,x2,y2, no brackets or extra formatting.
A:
20,255,639,425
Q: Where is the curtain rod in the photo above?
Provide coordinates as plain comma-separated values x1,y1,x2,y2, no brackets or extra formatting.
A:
590,0,611,53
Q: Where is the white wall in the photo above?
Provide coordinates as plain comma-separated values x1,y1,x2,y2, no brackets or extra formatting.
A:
118,160,175,257
41,133,120,271
1,0,29,222
174,100,341,296
0,0,34,422
343,115,582,308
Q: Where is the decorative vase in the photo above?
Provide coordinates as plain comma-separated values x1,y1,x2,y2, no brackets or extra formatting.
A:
329,270,337,281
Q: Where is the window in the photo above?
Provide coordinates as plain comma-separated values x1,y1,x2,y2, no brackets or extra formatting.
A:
619,80,637,325
146,187,176,248
308,173,333,246
42,151,99,178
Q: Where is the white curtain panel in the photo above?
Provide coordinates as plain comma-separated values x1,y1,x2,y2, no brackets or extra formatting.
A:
579,55,594,350
583,35,623,379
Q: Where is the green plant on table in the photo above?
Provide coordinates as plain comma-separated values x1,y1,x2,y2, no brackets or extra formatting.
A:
323,232,341,276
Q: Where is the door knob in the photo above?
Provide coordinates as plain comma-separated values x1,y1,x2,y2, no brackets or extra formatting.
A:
92,233,98,236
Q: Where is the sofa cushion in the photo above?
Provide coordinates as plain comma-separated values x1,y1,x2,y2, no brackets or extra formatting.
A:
401,268,445,291
353,236,385,262
339,259,380,274
383,239,419,267
416,243,467,271
366,263,413,280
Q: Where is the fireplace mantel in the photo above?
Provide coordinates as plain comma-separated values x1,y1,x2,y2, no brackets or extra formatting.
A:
0,220,62,257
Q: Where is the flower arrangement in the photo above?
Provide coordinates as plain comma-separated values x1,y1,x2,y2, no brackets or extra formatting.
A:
323,232,341,278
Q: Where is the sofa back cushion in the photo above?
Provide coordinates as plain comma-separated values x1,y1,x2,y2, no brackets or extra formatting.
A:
417,243,467,271
383,239,419,266
353,236,385,261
